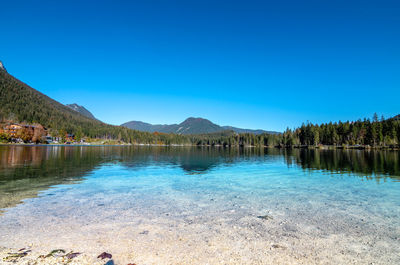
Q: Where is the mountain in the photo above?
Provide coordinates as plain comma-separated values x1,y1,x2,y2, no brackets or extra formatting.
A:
122,117,279,135
0,65,205,145
0,62,279,147
177,117,222,134
66,103,96,120
0,65,104,131
0,64,145,141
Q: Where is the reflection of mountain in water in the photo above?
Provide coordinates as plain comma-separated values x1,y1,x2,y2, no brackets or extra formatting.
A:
1,146,399,214
114,146,280,173
119,147,238,174
0,145,107,213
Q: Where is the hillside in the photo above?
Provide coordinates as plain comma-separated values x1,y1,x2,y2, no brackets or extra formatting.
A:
0,66,157,142
122,117,278,135
0,67,100,129
1,64,396,148
66,103,96,120
0,65,282,146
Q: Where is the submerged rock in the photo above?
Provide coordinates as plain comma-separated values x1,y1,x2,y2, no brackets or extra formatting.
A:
257,214,273,220
3,251,28,262
46,249,66,257
2,247,32,262
98,252,112,259
271,244,286,249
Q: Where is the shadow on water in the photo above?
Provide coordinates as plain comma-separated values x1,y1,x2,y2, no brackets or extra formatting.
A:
0,145,399,213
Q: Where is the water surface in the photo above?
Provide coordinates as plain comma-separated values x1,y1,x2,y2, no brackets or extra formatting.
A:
0,146,399,264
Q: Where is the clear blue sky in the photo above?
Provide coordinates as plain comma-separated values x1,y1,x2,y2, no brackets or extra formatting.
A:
1,0,399,132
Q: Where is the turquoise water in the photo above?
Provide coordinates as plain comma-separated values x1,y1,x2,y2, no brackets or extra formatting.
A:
0,146,399,264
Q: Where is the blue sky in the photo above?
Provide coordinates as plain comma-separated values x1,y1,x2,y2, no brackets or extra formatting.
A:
1,0,399,132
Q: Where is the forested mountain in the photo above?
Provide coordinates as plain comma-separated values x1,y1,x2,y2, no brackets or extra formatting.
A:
0,66,173,143
66,103,96,120
0,67,100,129
0,66,275,145
177,117,222,134
122,117,277,135
0,63,398,148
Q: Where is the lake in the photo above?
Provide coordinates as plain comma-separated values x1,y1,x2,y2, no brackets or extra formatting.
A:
0,145,399,264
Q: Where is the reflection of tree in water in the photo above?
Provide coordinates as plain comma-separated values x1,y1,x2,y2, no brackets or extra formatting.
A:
0,145,108,213
106,146,400,178
1,146,399,214
279,148,400,181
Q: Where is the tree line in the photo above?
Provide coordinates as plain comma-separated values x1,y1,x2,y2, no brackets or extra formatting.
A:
279,113,399,148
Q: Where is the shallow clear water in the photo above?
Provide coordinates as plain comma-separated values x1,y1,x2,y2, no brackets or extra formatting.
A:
0,146,399,264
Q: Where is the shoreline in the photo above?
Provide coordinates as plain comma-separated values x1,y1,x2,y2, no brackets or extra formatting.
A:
1,142,399,150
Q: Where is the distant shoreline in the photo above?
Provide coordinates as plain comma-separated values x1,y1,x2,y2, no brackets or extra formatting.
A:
0,143,399,150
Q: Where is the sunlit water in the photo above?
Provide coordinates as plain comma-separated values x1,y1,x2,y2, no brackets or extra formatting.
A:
0,146,399,264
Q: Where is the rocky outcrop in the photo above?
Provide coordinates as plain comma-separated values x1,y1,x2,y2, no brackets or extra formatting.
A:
0,61,6,72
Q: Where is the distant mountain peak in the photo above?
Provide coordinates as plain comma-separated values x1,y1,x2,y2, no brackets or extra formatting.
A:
66,103,96,120
184,117,207,122
181,117,214,125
